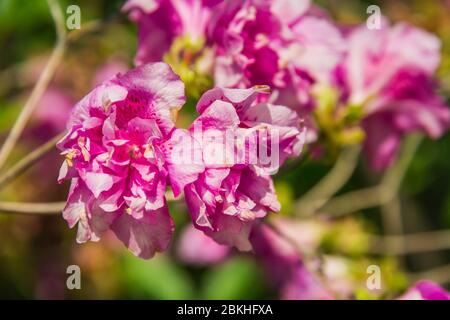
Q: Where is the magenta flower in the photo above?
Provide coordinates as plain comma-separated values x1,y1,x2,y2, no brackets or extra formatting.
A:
208,0,343,112
184,86,305,250
177,224,230,266
398,280,450,300
337,20,450,170
58,63,203,258
123,0,221,64
250,223,334,300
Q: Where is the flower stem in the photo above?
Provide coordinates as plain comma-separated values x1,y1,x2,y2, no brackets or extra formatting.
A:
0,0,66,170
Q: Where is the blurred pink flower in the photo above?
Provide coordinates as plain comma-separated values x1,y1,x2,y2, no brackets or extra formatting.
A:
58,63,204,259
93,59,129,86
123,0,221,64
33,87,73,133
184,86,305,251
177,224,230,265
250,223,334,300
398,280,450,300
337,20,450,171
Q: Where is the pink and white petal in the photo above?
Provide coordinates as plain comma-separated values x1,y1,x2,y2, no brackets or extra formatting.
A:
177,224,230,266
271,0,310,25
184,184,213,230
207,214,254,251
239,170,280,212
68,83,127,128
191,100,240,131
363,115,401,171
82,171,117,198
243,103,300,127
114,63,186,135
63,179,117,243
398,280,450,300
111,205,174,259
165,129,205,197
196,86,270,115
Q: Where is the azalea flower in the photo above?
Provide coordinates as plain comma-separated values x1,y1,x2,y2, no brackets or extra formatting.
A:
208,0,344,112
123,0,221,64
57,63,203,258
177,224,230,265
336,20,450,170
398,280,450,300
250,223,334,300
183,86,305,250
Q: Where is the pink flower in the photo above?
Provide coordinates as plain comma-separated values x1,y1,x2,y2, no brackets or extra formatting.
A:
398,280,450,300
250,223,334,300
93,59,129,86
337,20,450,170
58,63,203,258
28,87,74,143
123,0,221,64
208,0,344,112
184,86,305,250
177,224,230,265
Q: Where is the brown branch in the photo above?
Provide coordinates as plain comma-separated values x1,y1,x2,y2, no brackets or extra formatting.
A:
0,133,64,190
0,201,64,215
0,0,66,170
369,229,450,255
320,135,423,217
407,263,450,285
295,145,361,217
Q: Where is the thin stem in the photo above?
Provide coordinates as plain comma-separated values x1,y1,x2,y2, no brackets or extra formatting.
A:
0,133,64,190
0,201,64,215
407,263,450,285
319,186,382,217
264,219,342,299
381,197,406,267
0,0,66,170
369,229,450,255
320,135,423,217
67,14,125,43
295,145,360,216
0,191,180,216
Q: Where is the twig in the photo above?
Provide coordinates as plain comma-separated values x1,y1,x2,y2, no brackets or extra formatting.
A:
0,0,66,170
407,263,450,285
295,146,360,216
369,229,450,255
381,197,406,267
381,198,403,235
66,13,126,43
320,135,423,217
264,219,342,299
0,191,181,216
0,133,64,190
0,201,64,215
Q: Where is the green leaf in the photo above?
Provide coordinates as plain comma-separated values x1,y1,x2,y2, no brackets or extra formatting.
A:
120,253,195,299
201,256,268,299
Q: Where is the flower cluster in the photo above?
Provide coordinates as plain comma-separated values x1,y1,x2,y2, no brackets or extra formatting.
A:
54,0,450,301
335,20,450,170
125,0,450,170
59,0,450,264
58,63,304,258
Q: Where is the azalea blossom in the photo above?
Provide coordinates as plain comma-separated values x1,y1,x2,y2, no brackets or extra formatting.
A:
123,0,221,65
208,0,344,112
177,224,230,265
336,20,450,170
398,280,450,300
57,63,203,258
250,223,334,300
183,86,305,250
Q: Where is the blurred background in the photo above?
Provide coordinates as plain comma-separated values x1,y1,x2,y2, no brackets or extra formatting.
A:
0,0,449,299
